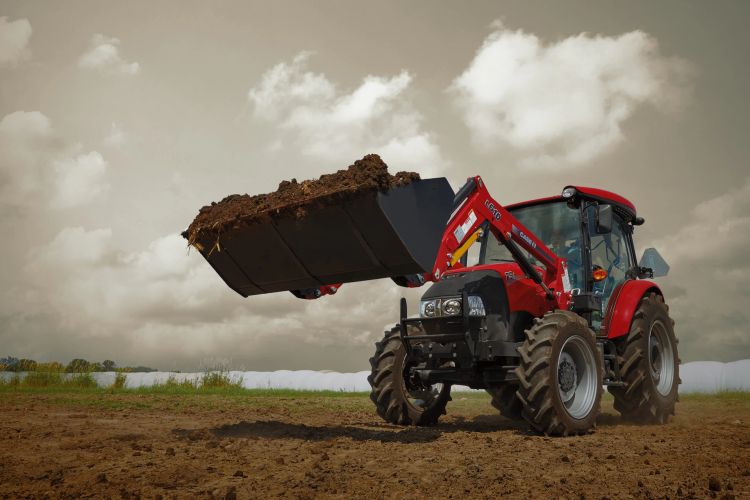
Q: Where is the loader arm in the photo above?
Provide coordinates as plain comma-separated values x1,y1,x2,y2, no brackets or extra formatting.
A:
433,176,571,309
301,175,572,308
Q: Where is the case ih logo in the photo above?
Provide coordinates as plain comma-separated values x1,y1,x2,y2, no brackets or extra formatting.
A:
512,225,537,249
484,199,502,221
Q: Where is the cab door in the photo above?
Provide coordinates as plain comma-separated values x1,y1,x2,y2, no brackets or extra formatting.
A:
585,205,635,330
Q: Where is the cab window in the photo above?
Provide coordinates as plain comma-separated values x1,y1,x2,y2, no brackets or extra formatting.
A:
481,202,585,290
586,205,633,326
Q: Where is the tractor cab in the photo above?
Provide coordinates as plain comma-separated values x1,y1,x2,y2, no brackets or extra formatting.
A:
479,185,658,330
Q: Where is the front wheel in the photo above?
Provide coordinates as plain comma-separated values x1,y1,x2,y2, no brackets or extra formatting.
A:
368,326,451,425
515,311,603,436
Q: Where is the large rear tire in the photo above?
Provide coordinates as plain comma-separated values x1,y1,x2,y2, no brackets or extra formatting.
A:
368,326,451,425
515,311,603,436
609,293,679,423
486,384,523,420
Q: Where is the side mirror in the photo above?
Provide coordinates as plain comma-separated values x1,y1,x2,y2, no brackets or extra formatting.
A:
596,204,613,234
639,248,670,278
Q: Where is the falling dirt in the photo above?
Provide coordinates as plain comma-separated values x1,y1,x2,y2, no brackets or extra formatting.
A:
1,392,749,499
183,154,420,246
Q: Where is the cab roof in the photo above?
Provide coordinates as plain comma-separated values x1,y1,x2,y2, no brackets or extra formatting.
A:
505,186,637,222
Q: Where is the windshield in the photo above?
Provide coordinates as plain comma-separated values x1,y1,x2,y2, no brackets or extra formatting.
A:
481,201,585,290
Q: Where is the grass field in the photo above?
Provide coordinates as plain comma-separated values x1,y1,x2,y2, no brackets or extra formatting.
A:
3,373,749,399
3,374,747,399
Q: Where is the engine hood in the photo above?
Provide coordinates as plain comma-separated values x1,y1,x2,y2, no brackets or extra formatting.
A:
420,269,510,342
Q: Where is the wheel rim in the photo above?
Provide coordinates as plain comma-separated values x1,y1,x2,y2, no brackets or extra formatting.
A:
649,320,675,396
557,335,598,419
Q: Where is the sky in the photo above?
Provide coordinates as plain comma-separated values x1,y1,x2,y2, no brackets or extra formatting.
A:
0,0,749,371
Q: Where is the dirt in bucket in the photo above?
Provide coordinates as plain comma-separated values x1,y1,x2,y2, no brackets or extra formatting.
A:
182,154,419,246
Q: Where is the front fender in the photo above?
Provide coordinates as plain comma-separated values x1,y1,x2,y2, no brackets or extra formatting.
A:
602,279,662,339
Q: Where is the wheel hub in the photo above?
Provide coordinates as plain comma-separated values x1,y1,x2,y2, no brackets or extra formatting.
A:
649,336,662,380
557,335,598,419
558,356,577,394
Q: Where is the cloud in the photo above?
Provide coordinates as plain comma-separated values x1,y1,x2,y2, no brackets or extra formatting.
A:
29,228,410,341
32,226,115,266
51,151,110,208
450,25,691,169
649,178,750,362
655,178,750,266
103,122,127,147
248,52,444,175
0,16,31,67
0,110,109,210
8,226,422,369
78,34,139,75
0,111,57,205
21,230,223,326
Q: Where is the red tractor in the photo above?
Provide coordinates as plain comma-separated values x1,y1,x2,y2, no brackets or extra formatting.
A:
187,167,678,436
366,178,678,436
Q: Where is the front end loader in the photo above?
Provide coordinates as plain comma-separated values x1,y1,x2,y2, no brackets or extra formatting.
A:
184,155,678,436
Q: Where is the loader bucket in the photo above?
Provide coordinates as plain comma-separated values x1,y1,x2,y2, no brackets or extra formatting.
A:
193,178,455,297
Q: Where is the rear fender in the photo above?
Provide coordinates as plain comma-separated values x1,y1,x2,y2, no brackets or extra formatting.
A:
602,279,662,339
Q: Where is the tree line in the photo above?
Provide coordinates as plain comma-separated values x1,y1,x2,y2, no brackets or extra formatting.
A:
0,356,157,373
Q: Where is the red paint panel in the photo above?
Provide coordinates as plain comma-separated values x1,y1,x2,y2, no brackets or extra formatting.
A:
571,186,637,217
446,263,549,317
603,279,662,339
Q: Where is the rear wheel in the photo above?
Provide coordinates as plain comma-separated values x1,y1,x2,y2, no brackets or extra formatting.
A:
368,326,451,425
609,293,679,423
486,384,523,420
515,311,603,436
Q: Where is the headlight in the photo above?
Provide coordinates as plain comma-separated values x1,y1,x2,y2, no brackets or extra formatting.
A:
420,297,461,318
421,300,437,317
442,298,462,316
562,187,577,199
467,295,486,316
419,296,484,318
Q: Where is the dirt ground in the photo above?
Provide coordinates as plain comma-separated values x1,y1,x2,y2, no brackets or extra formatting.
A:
1,392,748,499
